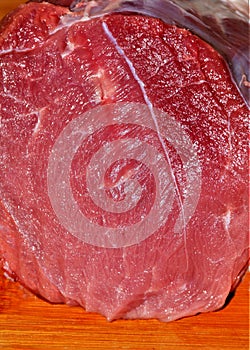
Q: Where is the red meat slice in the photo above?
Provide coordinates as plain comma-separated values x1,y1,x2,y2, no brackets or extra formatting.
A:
0,2,248,321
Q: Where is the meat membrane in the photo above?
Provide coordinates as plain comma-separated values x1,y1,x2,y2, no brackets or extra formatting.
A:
36,0,249,104
0,0,249,321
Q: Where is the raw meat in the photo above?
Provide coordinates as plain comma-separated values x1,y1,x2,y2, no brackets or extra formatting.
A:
0,1,248,321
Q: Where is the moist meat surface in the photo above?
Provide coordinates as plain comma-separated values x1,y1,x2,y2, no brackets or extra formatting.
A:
0,2,248,321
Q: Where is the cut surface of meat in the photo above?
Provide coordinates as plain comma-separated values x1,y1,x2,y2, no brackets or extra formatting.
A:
0,1,248,321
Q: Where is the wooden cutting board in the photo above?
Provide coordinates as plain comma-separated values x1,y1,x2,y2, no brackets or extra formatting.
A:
0,1,249,349
0,270,248,350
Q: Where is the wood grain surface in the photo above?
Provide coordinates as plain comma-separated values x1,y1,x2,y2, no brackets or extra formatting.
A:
0,269,249,350
0,270,248,350
0,1,249,349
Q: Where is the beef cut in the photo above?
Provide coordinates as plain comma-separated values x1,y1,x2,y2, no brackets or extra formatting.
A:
0,0,248,321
